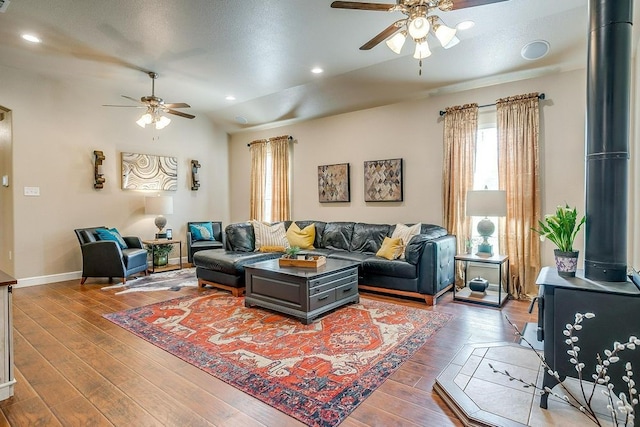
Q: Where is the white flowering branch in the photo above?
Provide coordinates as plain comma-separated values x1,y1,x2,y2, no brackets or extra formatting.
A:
495,313,638,426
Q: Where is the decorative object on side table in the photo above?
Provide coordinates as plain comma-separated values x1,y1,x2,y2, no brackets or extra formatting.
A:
532,204,585,277
466,188,507,257
145,195,173,238
146,243,173,266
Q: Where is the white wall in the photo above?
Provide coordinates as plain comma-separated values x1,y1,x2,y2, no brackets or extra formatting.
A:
229,69,591,268
0,65,230,281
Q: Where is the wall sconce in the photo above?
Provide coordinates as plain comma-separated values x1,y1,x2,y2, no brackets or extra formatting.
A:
94,150,105,189
191,159,201,191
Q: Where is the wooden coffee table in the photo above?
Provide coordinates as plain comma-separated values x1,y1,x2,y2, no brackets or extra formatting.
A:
244,258,360,324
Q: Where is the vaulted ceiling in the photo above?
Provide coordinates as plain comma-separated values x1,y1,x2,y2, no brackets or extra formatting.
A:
0,0,637,133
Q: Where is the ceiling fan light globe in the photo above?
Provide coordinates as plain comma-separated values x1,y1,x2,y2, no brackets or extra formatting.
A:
443,35,460,49
155,116,171,130
136,117,147,128
386,31,407,54
408,17,429,39
435,24,457,47
413,40,431,59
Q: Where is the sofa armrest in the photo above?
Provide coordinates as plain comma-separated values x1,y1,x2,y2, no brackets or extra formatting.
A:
187,231,194,253
123,236,143,249
411,234,456,295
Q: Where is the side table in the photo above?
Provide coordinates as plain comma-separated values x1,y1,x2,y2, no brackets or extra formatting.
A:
142,239,183,274
454,253,509,307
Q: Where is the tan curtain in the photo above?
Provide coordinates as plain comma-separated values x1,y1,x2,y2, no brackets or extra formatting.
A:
497,93,541,299
249,139,268,221
269,135,291,222
442,103,478,282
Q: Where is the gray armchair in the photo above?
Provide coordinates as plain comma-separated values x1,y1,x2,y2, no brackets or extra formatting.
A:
74,226,148,284
187,221,224,263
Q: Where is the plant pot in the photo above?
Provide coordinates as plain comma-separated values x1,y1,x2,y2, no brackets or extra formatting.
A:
153,253,169,267
554,249,579,277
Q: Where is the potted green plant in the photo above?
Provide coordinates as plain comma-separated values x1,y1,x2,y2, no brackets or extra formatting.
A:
532,204,585,277
146,244,173,267
283,246,301,259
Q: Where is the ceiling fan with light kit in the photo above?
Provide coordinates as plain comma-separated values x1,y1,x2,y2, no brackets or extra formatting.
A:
103,71,195,130
331,0,507,74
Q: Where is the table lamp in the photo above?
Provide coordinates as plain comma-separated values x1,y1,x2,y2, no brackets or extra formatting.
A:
145,195,173,239
466,189,507,257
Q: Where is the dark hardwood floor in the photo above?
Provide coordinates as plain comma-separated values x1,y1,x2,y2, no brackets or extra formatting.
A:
0,279,536,426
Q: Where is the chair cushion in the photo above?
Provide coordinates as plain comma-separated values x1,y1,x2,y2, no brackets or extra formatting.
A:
189,222,215,241
191,240,223,250
286,222,315,249
95,228,128,249
362,257,417,279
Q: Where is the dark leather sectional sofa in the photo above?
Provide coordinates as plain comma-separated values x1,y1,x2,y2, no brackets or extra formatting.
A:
193,220,456,305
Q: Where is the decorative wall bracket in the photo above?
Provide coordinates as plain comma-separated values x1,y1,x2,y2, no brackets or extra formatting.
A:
191,159,201,190
94,150,105,189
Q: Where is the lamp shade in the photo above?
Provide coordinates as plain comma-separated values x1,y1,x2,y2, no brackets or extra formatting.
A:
435,23,457,47
386,31,407,54
466,190,507,217
413,40,431,59
145,196,173,215
408,16,430,39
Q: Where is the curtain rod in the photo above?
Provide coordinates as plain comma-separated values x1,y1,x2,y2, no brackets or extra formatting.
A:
439,93,546,117
247,135,293,147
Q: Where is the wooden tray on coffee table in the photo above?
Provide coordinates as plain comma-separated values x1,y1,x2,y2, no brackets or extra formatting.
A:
278,256,326,268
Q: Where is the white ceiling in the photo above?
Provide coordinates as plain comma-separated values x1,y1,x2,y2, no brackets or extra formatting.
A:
0,0,637,133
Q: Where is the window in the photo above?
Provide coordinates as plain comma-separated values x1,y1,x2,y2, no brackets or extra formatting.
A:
470,123,500,254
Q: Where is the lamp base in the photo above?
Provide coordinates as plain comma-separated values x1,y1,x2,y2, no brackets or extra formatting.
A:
476,242,493,257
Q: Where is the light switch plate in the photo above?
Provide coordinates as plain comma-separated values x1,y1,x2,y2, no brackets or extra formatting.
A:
1,175,8,187
24,186,40,196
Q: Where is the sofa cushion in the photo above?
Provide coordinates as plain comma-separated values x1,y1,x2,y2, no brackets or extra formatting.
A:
189,222,215,241
191,240,223,250
322,222,354,251
95,228,128,249
286,222,315,249
376,237,404,260
362,257,417,279
193,249,280,275
327,251,371,263
226,222,255,252
350,223,390,253
391,223,421,259
252,221,289,251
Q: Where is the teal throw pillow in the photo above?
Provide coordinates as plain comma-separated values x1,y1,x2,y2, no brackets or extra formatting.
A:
189,223,215,241
95,228,128,249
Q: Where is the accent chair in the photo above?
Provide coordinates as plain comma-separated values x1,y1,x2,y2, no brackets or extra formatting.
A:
187,221,224,263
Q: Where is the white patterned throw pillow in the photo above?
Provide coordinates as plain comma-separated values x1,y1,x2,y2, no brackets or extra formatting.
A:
391,223,422,259
251,221,290,251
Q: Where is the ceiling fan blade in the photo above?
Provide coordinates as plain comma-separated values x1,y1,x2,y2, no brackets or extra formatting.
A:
360,20,403,50
102,104,146,108
451,0,508,10
163,102,191,108
165,109,196,119
331,1,395,11
121,95,145,104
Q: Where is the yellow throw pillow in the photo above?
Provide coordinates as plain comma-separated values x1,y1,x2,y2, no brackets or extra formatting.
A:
286,222,315,250
376,237,404,260
258,245,286,253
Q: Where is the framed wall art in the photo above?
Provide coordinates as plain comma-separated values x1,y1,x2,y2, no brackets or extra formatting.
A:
364,158,403,202
317,163,350,202
121,152,178,191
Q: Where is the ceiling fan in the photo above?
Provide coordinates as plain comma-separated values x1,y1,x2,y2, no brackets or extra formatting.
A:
103,71,195,129
331,0,507,67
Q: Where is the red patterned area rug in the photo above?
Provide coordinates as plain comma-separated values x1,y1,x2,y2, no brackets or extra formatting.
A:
104,293,453,426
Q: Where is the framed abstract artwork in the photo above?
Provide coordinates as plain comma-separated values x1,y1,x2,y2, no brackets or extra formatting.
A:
121,152,178,190
318,163,350,202
364,158,403,202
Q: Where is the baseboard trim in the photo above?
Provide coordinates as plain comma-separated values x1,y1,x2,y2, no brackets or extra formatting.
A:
14,256,189,289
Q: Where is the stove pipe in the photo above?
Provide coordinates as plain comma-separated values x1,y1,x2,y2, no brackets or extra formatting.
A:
584,0,632,282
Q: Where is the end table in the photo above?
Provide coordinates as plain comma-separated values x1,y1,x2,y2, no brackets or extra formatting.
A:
143,239,183,274
454,253,509,307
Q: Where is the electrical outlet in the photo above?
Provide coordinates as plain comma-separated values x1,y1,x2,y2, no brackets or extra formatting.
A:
24,186,40,196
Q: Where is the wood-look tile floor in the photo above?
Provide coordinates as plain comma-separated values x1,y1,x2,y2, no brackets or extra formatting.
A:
0,280,536,426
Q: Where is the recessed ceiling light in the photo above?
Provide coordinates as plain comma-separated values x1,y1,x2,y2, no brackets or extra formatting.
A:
456,21,475,31
521,40,550,60
235,116,248,124
225,95,236,101
311,67,324,74
21,34,41,43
